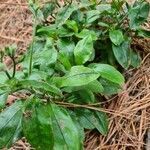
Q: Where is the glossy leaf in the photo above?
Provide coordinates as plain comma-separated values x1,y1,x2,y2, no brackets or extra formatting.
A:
75,29,97,40
75,108,108,135
34,38,57,66
112,40,131,69
23,100,54,150
0,92,9,109
128,2,150,29
55,4,77,27
0,101,23,148
89,64,124,85
109,30,124,46
65,20,78,33
86,10,100,24
74,35,94,65
60,66,100,87
50,104,81,150
57,39,75,65
83,80,104,93
130,49,141,68
99,78,121,95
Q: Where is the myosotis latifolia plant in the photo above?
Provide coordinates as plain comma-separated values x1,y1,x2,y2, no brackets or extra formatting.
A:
0,0,149,149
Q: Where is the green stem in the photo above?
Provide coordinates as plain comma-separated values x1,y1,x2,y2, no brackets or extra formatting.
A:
5,70,11,79
28,18,37,76
12,57,16,78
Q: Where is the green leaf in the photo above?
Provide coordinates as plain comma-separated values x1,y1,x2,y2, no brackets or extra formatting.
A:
130,49,141,68
41,3,55,19
86,10,100,24
37,25,57,38
34,38,57,66
55,4,77,27
57,26,74,37
0,101,23,148
109,30,124,46
83,80,104,93
0,92,9,109
137,29,150,38
68,110,84,149
75,108,109,135
50,104,81,150
23,101,54,150
112,40,131,69
60,66,100,87
96,4,111,13
89,64,124,85
74,35,94,65
20,80,62,96
75,29,97,40
57,39,75,67
128,2,150,29
99,78,121,95
77,89,96,103
58,52,72,70
65,20,78,33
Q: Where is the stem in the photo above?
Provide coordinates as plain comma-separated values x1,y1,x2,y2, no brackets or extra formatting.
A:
11,57,16,78
5,70,11,79
28,17,37,76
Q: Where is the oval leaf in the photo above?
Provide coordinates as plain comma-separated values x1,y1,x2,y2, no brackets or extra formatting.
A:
90,64,124,85
75,108,109,135
0,101,23,148
50,104,81,150
109,30,124,46
74,35,94,65
61,66,100,87
23,101,54,150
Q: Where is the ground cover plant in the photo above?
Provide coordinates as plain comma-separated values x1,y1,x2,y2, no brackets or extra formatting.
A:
0,0,149,149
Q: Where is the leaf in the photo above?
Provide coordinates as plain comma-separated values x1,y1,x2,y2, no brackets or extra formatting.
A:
137,29,150,38
55,4,77,27
96,4,111,13
0,92,9,109
50,104,81,150
0,101,23,148
41,3,55,19
89,64,124,85
34,38,57,66
83,80,104,93
68,110,84,149
76,89,96,103
75,108,109,135
65,20,78,33
99,78,121,95
57,39,75,66
57,26,74,37
109,30,124,46
37,25,57,38
128,2,150,29
86,10,100,24
23,101,54,150
75,29,97,40
112,40,131,69
60,66,100,87
20,80,62,96
74,35,94,65
130,49,141,68
58,52,72,70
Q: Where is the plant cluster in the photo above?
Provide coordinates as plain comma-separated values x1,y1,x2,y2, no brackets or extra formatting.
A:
0,0,149,149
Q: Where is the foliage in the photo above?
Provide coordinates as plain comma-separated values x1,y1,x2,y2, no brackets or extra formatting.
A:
0,0,149,149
